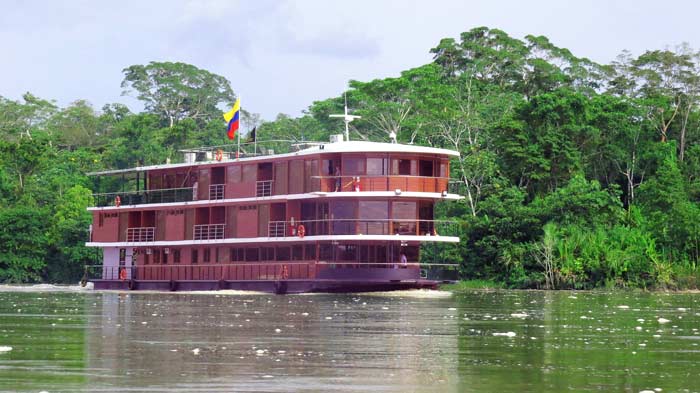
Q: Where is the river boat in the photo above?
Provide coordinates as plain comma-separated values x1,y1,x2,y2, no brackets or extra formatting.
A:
84,133,462,293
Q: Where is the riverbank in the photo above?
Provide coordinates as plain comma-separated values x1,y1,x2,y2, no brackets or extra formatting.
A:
440,279,700,292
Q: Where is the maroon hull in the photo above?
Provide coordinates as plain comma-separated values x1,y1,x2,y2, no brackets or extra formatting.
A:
89,266,440,294
91,278,440,294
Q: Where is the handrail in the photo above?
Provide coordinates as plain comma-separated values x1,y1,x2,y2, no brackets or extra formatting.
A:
126,227,155,242
313,175,449,193
313,174,451,180
194,224,225,240
209,184,225,200
266,218,459,237
256,180,273,197
83,261,459,281
92,187,194,207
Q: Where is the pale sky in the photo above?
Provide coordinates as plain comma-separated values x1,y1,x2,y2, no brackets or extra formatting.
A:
1,0,699,121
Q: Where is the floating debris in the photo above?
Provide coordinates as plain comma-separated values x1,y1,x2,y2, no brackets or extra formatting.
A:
192,348,200,355
493,332,516,337
617,305,630,309
0,346,12,353
510,313,528,318
658,318,671,324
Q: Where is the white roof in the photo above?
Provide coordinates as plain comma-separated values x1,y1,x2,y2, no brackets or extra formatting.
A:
87,141,459,176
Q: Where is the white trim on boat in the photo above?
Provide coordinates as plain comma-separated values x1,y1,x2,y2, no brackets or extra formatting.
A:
85,234,460,247
87,141,460,176
87,191,464,211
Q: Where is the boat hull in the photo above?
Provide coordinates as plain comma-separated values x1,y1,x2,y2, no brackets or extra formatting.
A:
90,278,440,294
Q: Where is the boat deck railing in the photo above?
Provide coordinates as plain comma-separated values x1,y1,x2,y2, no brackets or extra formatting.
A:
93,187,194,207
126,227,155,242
194,224,226,240
84,261,458,282
268,218,460,238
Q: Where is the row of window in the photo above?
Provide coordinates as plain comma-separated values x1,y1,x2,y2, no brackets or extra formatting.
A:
138,244,419,264
147,155,449,190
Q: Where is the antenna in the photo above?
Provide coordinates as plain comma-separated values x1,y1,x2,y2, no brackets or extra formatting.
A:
329,92,361,142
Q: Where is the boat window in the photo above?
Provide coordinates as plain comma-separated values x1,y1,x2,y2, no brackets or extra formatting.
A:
419,160,434,177
191,249,198,264
331,200,356,235
227,165,241,183
403,246,419,262
392,201,417,235
305,160,319,192
162,250,168,265
322,159,334,175
242,164,256,182
173,249,181,264
319,244,333,260
377,245,387,265
203,248,211,263
245,247,259,262
440,161,448,178
305,244,316,260
366,158,387,175
292,245,303,260
337,245,357,262
261,247,275,261
276,246,290,261
342,156,365,175
359,201,389,235
392,159,413,176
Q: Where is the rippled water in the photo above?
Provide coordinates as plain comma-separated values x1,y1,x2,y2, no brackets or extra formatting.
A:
0,286,699,392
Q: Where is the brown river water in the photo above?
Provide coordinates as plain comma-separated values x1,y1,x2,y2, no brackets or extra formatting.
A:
0,286,699,392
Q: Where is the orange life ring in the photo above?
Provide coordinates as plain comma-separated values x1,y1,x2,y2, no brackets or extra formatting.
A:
115,195,121,207
119,267,127,280
215,149,223,161
297,224,305,238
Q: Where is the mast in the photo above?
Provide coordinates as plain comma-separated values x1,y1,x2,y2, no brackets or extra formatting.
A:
329,92,361,141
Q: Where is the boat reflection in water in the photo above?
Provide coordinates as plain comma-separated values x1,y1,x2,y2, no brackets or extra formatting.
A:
85,291,459,392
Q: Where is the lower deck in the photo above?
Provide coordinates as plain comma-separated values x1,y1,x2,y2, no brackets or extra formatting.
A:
87,241,455,294
88,264,441,294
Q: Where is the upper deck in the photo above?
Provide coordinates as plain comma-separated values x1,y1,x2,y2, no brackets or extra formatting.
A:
89,140,461,209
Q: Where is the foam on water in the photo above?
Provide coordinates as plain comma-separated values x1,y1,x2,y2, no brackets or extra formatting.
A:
0,283,94,292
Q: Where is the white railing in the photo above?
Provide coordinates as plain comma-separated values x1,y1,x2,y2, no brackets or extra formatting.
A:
256,180,273,197
126,227,155,242
193,224,225,240
209,184,225,200
268,221,287,237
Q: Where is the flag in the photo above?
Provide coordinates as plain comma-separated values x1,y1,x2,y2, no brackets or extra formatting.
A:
223,98,240,140
249,126,256,142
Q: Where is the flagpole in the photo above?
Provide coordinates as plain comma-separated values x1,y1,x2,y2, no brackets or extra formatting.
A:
237,94,241,160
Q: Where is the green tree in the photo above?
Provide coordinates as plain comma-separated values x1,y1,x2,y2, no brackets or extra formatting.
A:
0,204,50,282
121,61,236,128
46,185,96,283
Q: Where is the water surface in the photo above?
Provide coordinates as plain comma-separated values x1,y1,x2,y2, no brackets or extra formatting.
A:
0,287,699,392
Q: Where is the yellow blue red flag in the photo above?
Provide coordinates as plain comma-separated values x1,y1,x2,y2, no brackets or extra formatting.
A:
223,98,240,140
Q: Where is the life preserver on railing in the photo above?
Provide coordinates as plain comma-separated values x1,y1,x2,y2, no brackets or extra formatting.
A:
297,224,305,238
215,149,223,161
280,265,289,280
119,267,127,281
115,195,121,207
